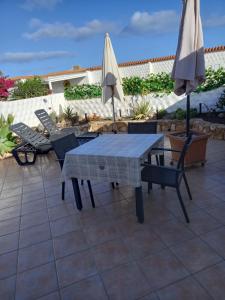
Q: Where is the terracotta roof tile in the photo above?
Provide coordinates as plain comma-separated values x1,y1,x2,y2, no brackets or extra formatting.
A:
87,45,225,71
10,45,225,80
10,68,87,81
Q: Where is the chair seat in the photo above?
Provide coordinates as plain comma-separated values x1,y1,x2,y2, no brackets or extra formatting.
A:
141,165,182,187
36,143,52,153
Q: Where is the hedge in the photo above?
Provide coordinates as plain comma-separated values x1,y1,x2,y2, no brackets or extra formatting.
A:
64,67,225,100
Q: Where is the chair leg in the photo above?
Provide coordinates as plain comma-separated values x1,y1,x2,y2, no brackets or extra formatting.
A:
147,154,152,193
176,187,190,223
183,173,192,200
87,180,95,208
81,179,84,185
156,155,159,166
111,182,115,189
159,154,165,190
62,182,65,200
148,182,152,194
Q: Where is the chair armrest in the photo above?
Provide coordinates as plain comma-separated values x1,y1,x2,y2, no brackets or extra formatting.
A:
151,147,181,153
141,162,152,167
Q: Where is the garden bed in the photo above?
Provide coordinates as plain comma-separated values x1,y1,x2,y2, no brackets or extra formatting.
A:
200,112,225,124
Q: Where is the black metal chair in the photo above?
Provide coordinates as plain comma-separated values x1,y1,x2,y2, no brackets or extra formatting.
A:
50,133,95,209
127,121,161,164
141,134,192,223
128,122,157,134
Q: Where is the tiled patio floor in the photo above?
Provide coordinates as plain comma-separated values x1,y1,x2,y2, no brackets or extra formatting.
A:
0,138,225,299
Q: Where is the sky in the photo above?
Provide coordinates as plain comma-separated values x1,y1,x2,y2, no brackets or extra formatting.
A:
0,0,225,77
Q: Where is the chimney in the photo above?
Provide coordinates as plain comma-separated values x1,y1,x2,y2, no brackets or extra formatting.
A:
73,65,81,70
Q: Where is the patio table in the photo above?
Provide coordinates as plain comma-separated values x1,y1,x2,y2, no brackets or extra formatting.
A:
62,133,164,223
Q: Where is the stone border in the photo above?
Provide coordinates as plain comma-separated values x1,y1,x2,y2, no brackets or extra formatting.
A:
88,119,225,140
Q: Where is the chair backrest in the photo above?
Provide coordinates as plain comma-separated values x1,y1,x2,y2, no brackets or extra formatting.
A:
35,109,59,135
177,134,193,170
128,122,157,134
10,122,50,147
51,133,79,168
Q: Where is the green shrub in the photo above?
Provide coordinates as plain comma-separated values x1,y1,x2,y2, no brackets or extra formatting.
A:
132,101,151,120
174,108,198,120
190,108,198,118
64,84,101,100
63,106,79,125
11,77,49,100
0,114,16,157
175,108,186,120
216,89,225,110
157,109,167,119
196,67,225,93
122,73,174,96
122,77,145,96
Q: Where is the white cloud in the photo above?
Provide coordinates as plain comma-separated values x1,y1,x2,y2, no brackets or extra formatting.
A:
23,18,118,41
204,15,225,28
0,51,75,64
21,0,62,11
123,10,179,35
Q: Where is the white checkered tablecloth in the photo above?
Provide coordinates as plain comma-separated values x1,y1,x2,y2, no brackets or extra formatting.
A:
62,134,164,187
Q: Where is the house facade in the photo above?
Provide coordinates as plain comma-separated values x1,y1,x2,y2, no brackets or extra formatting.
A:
10,46,225,94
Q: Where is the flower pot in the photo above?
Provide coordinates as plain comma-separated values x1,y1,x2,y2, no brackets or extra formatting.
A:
168,131,209,167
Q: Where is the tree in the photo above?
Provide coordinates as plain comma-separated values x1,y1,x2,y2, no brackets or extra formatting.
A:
11,77,49,100
0,77,14,100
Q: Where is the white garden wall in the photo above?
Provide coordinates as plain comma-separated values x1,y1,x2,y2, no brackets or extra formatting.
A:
0,87,223,128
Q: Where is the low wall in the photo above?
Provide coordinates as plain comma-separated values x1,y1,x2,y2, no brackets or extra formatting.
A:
89,119,225,140
0,87,223,128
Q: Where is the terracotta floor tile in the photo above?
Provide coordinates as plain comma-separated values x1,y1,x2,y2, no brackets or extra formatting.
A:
102,262,150,300
84,221,122,246
53,230,88,259
18,240,54,272
139,249,189,291
152,219,195,247
21,199,47,215
50,215,81,238
16,262,58,300
201,226,225,259
0,217,20,236
20,209,49,230
19,222,51,248
184,210,222,235
0,276,16,300
92,238,131,272
124,229,165,259
48,203,75,221
60,275,108,300
0,205,21,221
0,232,19,255
195,261,225,300
0,251,17,279
171,237,222,273
157,276,211,300
37,291,60,300
207,203,225,225
56,249,97,288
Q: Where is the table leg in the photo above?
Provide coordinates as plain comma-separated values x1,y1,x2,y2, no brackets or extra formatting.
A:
135,186,144,223
71,178,83,210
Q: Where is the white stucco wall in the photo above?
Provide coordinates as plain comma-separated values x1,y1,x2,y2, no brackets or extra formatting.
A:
1,87,223,128
88,51,225,85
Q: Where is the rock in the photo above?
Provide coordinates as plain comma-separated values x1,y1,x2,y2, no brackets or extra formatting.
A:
218,113,225,118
